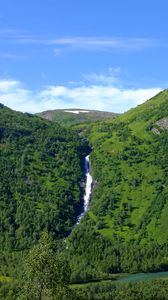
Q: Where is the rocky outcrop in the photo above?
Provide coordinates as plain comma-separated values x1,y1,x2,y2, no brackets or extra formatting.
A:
156,117,168,130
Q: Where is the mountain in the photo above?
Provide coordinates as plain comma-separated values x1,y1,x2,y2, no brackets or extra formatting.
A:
37,108,118,126
2,90,168,298
68,89,168,282
0,103,89,276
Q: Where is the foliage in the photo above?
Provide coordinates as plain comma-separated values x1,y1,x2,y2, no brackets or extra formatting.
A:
75,278,168,300
0,104,89,276
3,89,168,297
18,231,74,300
68,89,168,281
0,232,78,300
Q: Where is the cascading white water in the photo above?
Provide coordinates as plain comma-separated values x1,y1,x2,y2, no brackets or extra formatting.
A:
77,155,93,223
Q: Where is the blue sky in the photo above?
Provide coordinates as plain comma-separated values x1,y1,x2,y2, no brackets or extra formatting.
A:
0,0,167,113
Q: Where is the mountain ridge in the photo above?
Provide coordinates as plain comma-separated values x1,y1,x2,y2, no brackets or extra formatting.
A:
37,108,119,126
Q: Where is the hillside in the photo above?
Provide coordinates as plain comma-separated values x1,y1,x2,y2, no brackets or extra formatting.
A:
2,90,168,298
0,103,89,276
68,89,168,281
37,108,118,126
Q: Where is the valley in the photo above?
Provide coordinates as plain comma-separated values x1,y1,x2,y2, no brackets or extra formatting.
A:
1,90,168,299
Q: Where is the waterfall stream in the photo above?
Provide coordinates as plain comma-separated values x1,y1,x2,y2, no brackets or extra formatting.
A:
77,155,93,224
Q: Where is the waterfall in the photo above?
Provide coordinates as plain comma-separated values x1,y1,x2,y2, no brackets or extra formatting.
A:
77,155,93,223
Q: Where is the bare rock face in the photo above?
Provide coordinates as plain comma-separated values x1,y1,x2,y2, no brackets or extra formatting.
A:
156,117,168,130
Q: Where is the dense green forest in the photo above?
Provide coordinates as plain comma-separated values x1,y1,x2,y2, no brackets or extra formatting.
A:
73,278,168,300
0,103,89,278
68,89,168,281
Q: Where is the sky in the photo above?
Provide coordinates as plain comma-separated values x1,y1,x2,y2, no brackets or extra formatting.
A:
0,0,168,113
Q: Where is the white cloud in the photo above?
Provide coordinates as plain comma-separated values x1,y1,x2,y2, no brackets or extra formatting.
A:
0,79,162,114
0,80,20,92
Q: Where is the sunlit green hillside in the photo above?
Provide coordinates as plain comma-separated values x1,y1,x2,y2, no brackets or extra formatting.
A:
68,89,168,281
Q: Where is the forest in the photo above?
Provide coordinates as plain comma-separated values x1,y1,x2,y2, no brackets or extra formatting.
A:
68,90,168,282
0,103,90,279
1,90,168,298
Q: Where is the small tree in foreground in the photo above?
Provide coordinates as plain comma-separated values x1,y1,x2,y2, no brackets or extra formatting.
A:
18,231,76,300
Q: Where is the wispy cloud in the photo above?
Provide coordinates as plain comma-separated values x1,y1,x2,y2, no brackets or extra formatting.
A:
51,37,162,51
83,68,121,85
0,28,22,35
0,53,23,60
53,48,63,56
0,78,162,114
0,28,165,52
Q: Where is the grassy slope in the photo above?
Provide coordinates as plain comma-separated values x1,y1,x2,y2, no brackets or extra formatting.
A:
86,90,168,244
68,90,168,280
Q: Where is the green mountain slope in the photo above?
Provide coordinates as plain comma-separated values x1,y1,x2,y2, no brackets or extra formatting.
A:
0,104,89,275
68,89,168,281
38,108,118,126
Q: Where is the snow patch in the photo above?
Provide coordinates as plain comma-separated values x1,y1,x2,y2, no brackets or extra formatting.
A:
64,110,89,114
